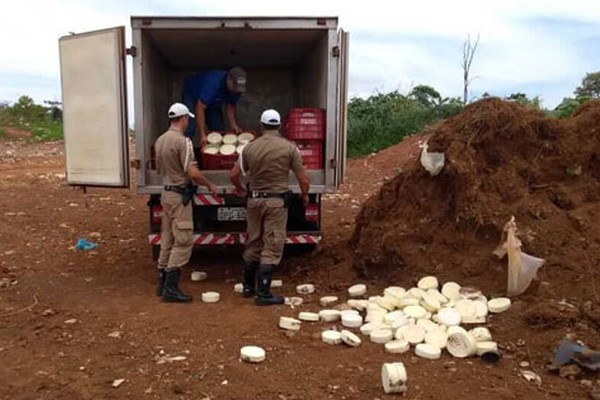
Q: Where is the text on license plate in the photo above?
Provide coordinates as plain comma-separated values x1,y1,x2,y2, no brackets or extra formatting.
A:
217,207,247,221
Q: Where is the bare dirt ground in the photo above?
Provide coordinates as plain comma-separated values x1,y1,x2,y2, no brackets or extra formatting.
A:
0,135,595,400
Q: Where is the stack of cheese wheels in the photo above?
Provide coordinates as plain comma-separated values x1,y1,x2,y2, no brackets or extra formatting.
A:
238,132,254,144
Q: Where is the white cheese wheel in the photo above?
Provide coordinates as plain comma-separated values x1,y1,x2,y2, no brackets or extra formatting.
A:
488,297,512,313
207,132,223,145
222,133,238,145
219,144,236,155
298,312,320,322
360,322,383,336
296,284,315,294
320,296,339,307
447,330,477,358
385,339,410,354
279,317,302,331
370,329,394,344
447,326,468,336
420,292,441,312
204,145,220,155
415,343,442,360
322,330,342,345
201,292,220,303
476,341,498,356
384,311,407,326
236,144,246,154
240,346,265,363
234,283,243,293
341,313,363,328
341,330,362,347
437,307,461,326
381,363,408,394
365,310,387,323
284,297,303,307
416,319,440,333
348,284,367,297
400,325,426,345
425,329,448,349
377,296,397,311
271,280,283,288
406,288,426,299
319,309,341,322
454,300,477,319
404,305,427,319
347,299,369,311
191,271,207,281
427,289,448,304
469,327,493,342
237,132,254,144
384,287,406,303
474,301,489,318
442,282,461,301
399,297,420,308
418,276,439,290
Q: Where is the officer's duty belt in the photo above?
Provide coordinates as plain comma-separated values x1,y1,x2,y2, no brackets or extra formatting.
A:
249,191,286,199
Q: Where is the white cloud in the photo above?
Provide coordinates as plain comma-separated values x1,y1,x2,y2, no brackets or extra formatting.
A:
0,0,599,108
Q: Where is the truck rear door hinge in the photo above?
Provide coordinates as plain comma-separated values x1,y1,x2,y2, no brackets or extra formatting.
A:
332,46,340,58
126,46,138,57
329,158,337,168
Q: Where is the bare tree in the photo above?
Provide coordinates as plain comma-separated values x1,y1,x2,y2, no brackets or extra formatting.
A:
462,33,480,104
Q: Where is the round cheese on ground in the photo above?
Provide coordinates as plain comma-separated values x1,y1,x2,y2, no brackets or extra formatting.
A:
320,296,339,307
425,329,448,349
240,346,265,363
418,276,439,290
234,283,243,293
454,300,477,319
341,330,362,347
207,132,223,145
191,271,207,281
271,280,283,288
488,297,512,313
296,284,315,294
298,312,320,322
348,284,367,297
222,133,238,145
370,329,394,344
476,341,498,356
442,282,461,301
437,307,461,326
341,313,363,328
347,299,369,311
381,363,407,394
469,327,493,342
279,317,301,331
427,289,449,304
416,319,440,333
399,297,420,307
447,330,477,358
406,288,426,299
420,292,441,312
219,144,236,155
360,322,384,336
404,305,427,319
400,325,426,345
322,330,342,345
319,309,341,322
201,292,220,303
385,339,410,354
415,343,442,360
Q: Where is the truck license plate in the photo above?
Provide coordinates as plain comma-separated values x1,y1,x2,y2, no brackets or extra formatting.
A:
217,207,246,221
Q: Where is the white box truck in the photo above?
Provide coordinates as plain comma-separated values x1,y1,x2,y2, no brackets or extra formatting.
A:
58,16,348,259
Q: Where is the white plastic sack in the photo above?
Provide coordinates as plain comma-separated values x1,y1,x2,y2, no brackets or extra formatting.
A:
419,141,445,177
498,217,545,296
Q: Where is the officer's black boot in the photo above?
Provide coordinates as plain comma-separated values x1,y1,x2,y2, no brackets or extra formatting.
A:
156,269,166,297
255,264,284,306
242,261,259,298
161,268,192,303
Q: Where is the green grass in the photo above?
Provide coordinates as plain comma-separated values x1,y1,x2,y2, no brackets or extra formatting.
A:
0,126,6,139
30,120,63,141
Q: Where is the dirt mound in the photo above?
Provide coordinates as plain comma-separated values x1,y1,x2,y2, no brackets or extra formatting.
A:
351,98,600,296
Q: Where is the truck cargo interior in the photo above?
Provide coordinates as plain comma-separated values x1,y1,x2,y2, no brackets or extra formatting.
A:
141,29,330,176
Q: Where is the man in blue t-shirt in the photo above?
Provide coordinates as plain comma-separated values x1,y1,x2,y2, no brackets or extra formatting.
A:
182,67,247,147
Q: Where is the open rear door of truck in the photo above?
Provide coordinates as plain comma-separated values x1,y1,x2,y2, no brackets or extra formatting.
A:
335,29,349,186
59,27,130,188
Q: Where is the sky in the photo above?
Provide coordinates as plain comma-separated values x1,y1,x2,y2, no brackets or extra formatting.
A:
1,0,599,109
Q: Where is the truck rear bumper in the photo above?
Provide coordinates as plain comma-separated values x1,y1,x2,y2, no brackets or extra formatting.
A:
149,232,322,246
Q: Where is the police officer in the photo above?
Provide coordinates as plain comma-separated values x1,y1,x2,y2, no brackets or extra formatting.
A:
230,109,310,306
182,67,247,147
155,103,218,303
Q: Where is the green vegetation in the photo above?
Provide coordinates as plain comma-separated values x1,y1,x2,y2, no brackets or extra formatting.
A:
0,95,62,141
347,86,463,158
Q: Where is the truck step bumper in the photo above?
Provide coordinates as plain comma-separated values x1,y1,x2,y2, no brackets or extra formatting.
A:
149,232,322,246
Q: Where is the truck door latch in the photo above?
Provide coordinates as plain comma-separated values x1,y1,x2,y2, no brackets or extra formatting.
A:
332,46,340,58
126,46,138,57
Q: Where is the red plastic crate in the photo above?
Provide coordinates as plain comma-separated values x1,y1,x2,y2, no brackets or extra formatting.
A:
293,140,323,169
283,108,325,140
202,152,238,170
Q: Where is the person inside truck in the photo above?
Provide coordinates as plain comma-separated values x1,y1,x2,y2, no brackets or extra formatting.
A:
229,109,310,306
182,67,247,148
154,102,219,303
